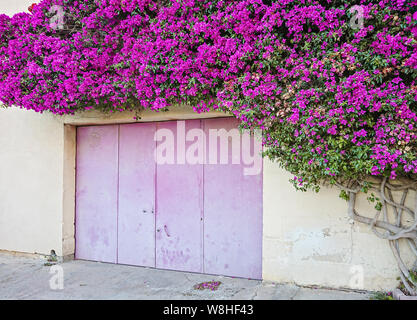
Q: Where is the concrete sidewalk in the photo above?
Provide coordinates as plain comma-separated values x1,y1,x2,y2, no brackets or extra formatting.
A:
0,252,371,300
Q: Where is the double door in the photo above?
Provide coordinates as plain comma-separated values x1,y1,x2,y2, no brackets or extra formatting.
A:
75,118,262,279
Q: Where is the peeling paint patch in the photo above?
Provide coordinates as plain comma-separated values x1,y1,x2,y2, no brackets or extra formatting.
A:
309,252,348,263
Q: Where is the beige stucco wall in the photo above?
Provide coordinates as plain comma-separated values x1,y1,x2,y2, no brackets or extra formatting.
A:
0,107,64,256
0,0,411,292
0,0,32,16
0,0,30,16
263,159,415,291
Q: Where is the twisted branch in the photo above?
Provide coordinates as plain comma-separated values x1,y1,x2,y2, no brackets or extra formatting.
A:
340,178,417,296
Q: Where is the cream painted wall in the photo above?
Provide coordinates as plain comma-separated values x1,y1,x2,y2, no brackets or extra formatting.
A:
263,159,415,291
0,0,32,16
0,108,64,255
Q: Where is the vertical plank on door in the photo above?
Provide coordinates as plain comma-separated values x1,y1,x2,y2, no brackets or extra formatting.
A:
75,125,119,263
203,118,263,279
155,120,203,273
118,123,156,267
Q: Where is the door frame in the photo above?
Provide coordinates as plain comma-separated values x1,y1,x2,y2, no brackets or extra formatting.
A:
61,106,263,279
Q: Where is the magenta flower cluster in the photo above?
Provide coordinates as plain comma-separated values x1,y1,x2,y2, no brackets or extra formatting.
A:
193,281,221,291
0,0,416,187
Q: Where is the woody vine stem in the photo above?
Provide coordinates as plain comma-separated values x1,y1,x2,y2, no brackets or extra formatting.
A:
338,178,417,295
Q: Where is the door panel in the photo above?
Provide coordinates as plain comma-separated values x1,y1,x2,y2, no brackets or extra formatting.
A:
118,123,156,267
203,118,263,279
75,125,119,263
155,120,203,273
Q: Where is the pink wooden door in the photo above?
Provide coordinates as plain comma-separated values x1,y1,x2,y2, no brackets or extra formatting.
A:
75,125,119,263
118,123,156,267
155,120,203,273
203,118,263,279
75,118,262,279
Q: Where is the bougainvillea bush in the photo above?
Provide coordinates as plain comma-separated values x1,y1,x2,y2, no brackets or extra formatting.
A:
0,0,416,189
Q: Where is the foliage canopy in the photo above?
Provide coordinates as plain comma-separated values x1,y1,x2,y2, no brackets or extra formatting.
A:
0,0,416,189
